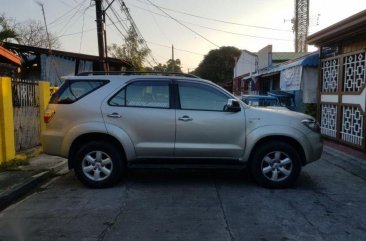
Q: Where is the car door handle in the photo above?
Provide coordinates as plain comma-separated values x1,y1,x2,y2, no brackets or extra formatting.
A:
178,115,193,121
107,113,122,118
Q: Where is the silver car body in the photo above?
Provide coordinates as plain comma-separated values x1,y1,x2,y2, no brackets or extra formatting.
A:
42,75,322,167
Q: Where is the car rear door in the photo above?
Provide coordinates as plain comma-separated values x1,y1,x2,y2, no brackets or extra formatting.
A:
101,79,175,158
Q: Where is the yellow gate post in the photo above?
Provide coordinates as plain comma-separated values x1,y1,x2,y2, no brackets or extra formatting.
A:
38,81,51,134
0,77,15,164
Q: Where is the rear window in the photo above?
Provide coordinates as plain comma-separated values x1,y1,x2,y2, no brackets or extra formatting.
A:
50,80,108,104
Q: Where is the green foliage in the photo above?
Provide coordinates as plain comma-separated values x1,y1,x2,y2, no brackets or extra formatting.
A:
145,59,182,72
108,27,150,71
0,14,17,42
304,103,317,118
193,46,241,84
0,13,61,49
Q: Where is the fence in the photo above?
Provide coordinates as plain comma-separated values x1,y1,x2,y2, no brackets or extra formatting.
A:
0,77,50,163
11,79,40,152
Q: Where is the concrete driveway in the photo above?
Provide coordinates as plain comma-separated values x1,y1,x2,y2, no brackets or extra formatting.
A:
0,151,365,241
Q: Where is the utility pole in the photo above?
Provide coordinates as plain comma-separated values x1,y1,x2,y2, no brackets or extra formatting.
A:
95,0,108,71
172,45,174,72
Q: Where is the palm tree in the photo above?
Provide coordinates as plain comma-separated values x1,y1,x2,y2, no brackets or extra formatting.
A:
0,15,18,42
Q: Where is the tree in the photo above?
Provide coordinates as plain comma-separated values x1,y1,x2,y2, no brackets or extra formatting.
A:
194,46,241,85
17,19,61,49
144,59,182,73
0,13,61,49
166,59,182,73
108,27,150,71
0,14,18,42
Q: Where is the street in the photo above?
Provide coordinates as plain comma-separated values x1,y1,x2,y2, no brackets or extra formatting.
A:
0,151,365,241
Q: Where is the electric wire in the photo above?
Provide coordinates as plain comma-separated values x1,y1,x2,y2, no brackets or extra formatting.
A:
133,0,291,32
118,0,159,66
105,12,128,41
79,5,93,52
49,0,91,26
128,2,292,42
144,0,220,48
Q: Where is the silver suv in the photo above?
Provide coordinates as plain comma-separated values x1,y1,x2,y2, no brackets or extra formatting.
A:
42,72,323,188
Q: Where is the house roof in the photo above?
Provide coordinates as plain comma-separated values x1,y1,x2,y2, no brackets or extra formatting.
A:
272,52,307,62
0,45,21,65
307,9,366,46
3,42,133,68
257,51,319,76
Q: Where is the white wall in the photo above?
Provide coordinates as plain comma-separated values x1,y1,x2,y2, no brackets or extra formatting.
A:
234,51,258,78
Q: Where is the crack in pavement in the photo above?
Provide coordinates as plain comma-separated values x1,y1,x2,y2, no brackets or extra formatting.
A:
97,184,129,241
214,182,235,241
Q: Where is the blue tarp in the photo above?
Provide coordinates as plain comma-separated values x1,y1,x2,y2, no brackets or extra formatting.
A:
258,51,319,76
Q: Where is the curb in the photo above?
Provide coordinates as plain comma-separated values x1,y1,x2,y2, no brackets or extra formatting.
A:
0,171,49,211
323,145,366,181
0,160,68,211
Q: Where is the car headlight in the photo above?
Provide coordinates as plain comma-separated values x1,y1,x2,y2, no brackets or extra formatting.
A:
301,119,321,133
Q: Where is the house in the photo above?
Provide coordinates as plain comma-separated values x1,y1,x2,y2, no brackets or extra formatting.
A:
307,9,366,151
254,51,319,112
233,45,306,96
2,42,133,86
0,44,21,77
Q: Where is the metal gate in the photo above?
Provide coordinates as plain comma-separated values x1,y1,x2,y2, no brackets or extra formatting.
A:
319,50,366,150
12,79,40,152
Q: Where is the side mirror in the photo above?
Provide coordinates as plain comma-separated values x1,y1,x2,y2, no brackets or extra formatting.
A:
224,99,241,112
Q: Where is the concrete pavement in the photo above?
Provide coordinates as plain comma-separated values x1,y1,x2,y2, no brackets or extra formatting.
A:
0,141,365,241
0,154,67,211
0,141,365,212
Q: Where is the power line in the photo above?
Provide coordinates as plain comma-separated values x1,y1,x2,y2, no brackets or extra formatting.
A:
79,5,93,52
49,0,91,26
128,2,292,42
144,0,220,48
106,0,129,34
133,0,291,32
105,12,127,41
57,3,85,35
146,41,204,56
118,0,159,66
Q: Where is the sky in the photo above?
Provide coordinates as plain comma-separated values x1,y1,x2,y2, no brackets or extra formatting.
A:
2,0,366,72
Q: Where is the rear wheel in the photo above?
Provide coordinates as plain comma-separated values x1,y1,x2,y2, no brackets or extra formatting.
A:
250,141,301,188
73,141,124,188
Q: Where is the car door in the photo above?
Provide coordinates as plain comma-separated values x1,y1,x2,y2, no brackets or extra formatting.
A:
175,80,246,159
102,79,175,158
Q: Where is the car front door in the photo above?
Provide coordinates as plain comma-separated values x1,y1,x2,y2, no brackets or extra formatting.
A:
175,81,246,159
102,79,175,158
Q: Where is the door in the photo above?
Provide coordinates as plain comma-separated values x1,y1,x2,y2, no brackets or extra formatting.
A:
102,80,175,158
175,81,246,158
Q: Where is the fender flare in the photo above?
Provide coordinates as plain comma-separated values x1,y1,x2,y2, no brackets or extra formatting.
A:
242,125,311,164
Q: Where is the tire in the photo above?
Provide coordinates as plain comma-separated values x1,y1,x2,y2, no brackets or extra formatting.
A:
73,141,124,188
250,141,301,188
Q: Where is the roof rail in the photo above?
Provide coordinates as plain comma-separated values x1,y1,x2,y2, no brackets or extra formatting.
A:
76,71,199,78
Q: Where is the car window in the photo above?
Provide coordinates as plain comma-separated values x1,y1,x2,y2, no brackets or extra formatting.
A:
109,81,170,108
178,82,228,111
50,80,107,104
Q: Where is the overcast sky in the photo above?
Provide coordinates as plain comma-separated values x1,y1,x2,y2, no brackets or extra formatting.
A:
2,0,366,71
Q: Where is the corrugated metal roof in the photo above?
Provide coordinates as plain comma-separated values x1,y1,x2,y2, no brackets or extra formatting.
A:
272,52,308,62
257,51,319,76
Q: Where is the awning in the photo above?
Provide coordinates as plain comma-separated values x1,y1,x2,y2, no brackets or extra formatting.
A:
0,46,21,65
256,51,319,76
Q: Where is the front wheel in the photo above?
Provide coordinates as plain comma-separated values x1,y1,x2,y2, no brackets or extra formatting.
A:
250,142,301,188
73,141,124,188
